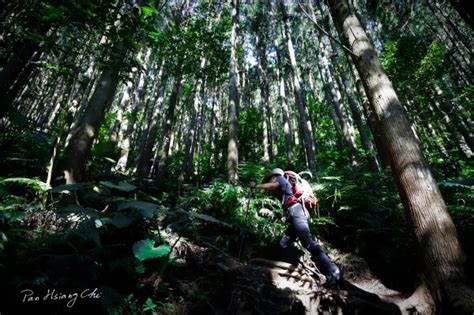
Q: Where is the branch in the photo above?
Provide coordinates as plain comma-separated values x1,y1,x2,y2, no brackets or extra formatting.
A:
297,1,358,58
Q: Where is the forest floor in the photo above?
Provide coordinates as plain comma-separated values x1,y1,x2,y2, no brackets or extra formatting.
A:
0,175,472,314
153,216,428,315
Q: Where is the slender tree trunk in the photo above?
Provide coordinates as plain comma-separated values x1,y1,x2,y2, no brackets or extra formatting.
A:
156,72,183,179
345,44,391,169
136,72,167,178
339,71,380,171
275,43,294,163
0,40,42,118
319,38,358,166
329,1,474,311
449,0,474,29
181,59,206,179
280,1,317,174
427,2,472,75
227,0,240,184
432,2,472,54
255,7,272,165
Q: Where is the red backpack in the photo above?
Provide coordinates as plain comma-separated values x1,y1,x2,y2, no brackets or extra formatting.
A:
283,171,319,210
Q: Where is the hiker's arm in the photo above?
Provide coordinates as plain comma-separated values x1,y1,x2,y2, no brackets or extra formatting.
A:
250,182,280,190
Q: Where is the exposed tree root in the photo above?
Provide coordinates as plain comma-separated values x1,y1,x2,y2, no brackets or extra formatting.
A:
165,234,414,314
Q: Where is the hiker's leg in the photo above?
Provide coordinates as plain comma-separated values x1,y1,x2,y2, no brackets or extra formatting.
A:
289,204,340,280
280,225,298,264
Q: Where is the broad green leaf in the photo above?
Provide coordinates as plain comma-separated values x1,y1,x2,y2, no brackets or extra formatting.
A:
101,181,137,192
107,214,133,229
118,201,159,218
2,178,50,192
133,239,170,261
177,209,231,227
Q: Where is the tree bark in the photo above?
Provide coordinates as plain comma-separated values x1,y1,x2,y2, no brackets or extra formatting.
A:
181,59,207,179
345,48,391,169
275,43,294,164
227,0,240,184
62,67,121,183
0,40,41,118
255,4,273,165
329,0,474,311
280,1,317,174
156,72,183,179
136,69,167,178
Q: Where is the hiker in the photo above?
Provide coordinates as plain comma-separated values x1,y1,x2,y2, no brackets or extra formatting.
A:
250,168,341,287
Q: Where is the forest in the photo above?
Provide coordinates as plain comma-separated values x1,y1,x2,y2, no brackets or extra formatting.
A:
0,0,473,314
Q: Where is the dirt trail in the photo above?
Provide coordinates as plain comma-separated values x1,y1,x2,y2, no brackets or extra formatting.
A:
152,233,434,314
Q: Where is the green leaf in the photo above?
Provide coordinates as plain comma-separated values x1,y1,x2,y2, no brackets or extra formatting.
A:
148,31,161,40
176,208,231,227
118,201,159,218
106,214,133,229
103,157,117,164
141,6,158,16
142,298,157,311
2,177,50,192
101,181,137,192
133,240,170,261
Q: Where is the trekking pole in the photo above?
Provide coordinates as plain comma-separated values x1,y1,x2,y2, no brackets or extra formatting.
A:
238,190,253,261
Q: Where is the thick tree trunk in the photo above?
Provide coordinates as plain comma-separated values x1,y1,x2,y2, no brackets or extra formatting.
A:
227,0,240,184
62,68,120,183
280,1,317,174
329,1,474,311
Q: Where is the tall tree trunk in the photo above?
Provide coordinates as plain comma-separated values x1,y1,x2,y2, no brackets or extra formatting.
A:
115,51,150,171
339,71,380,171
431,2,472,54
319,38,358,167
136,70,167,178
181,59,206,179
62,67,121,183
156,72,183,179
329,0,474,311
280,1,317,174
345,44,391,169
275,42,294,164
0,40,42,118
255,4,272,165
227,0,240,184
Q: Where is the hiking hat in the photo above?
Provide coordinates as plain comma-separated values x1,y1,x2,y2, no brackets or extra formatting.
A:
262,168,284,183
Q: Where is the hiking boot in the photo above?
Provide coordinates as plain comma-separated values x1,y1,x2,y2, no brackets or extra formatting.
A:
323,263,341,289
